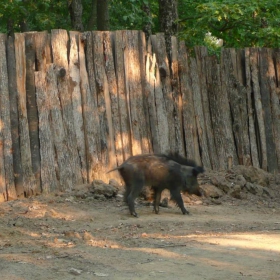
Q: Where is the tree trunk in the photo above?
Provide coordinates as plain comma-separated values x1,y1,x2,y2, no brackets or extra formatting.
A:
97,0,110,31
69,0,84,31
159,0,178,57
142,2,152,40
87,0,97,30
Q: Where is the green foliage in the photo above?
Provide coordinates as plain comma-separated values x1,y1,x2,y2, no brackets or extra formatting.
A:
0,0,279,49
0,0,70,33
178,0,280,48
109,0,159,32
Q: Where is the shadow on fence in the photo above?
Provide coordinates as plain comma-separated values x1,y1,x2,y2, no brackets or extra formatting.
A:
0,30,279,201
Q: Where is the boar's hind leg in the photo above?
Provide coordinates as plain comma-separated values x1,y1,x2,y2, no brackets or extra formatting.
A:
127,179,144,217
170,189,189,215
152,187,162,214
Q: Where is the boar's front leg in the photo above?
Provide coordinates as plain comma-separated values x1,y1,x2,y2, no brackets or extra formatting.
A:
170,188,189,215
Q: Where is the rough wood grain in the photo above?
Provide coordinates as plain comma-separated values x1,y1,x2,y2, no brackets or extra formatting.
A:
0,34,17,201
80,32,100,182
46,64,73,190
6,35,24,198
14,33,37,196
195,46,218,168
103,31,123,165
35,71,58,192
259,48,278,172
190,57,211,168
25,32,41,194
178,42,200,164
249,48,267,170
113,31,131,159
151,33,176,152
92,31,116,180
206,56,237,169
69,31,87,182
51,29,83,186
244,48,259,168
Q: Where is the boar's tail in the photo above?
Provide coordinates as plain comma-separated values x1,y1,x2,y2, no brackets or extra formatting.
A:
106,166,121,174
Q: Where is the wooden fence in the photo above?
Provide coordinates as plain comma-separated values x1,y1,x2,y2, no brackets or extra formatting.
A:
0,30,279,201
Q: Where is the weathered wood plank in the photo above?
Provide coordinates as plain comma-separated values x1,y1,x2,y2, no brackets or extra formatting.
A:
151,33,177,152
206,56,237,170
46,64,73,190
92,31,116,179
25,32,41,194
113,30,131,160
144,39,161,153
190,57,211,168
139,31,152,153
171,36,184,155
34,31,51,71
178,42,200,164
195,46,218,168
259,48,278,172
125,30,149,155
103,31,123,165
6,35,24,198
83,31,102,181
51,29,83,186
244,48,259,168
69,31,87,182
221,48,250,166
0,34,17,201
249,48,267,170
35,71,58,192
14,33,37,196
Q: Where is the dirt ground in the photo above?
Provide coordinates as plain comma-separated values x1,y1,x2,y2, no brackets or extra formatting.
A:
0,179,280,280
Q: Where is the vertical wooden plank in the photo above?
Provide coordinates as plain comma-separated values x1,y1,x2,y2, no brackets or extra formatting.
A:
178,42,201,164
144,40,161,153
103,31,123,165
138,31,152,153
259,48,278,172
245,48,260,168
249,48,267,170
221,48,251,166
151,33,177,152
46,64,73,190
195,46,218,168
190,57,211,168
125,30,149,155
7,35,24,198
92,31,116,178
51,29,83,186
0,34,17,201
69,31,87,183
34,31,51,72
25,32,41,194
206,56,237,169
35,71,58,192
14,33,37,196
113,30,131,160
171,36,184,155
79,33,101,182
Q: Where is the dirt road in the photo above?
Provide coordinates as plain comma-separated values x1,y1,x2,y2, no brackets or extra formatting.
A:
0,189,279,280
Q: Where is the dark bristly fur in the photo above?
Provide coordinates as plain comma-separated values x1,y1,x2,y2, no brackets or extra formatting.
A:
107,153,204,217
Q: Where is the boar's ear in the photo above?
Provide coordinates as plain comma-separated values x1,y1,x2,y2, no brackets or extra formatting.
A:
192,166,204,176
